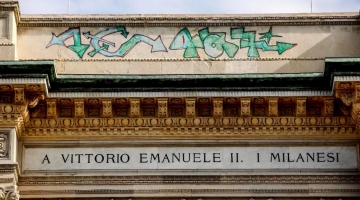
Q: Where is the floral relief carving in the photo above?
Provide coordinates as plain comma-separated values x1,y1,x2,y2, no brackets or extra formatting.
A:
46,100,57,118
241,98,251,117
324,98,334,116
213,98,223,117
158,99,168,117
74,99,85,118
14,87,24,104
296,98,306,117
268,98,278,117
130,99,140,117
102,100,112,117
185,98,196,118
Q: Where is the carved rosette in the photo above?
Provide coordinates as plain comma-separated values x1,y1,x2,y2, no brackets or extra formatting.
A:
185,98,196,118
268,98,278,117
74,99,85,118
130,98,140,117
102,99,112,117
158,98,168,118
296,98,306,117
213,98,223,117
240,98,251,117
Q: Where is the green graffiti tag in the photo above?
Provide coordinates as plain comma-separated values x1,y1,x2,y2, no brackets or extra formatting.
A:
85,27,167,57
199,28,239,58
47,27,297,59
170,28,239,58
169,28,203,58
231,27,296,57
46,27,90,58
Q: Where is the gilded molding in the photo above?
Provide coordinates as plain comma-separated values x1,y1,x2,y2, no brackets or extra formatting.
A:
23,117,356,139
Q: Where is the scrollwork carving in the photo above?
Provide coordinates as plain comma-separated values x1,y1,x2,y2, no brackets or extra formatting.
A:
28,94,44,108
336,92,353,106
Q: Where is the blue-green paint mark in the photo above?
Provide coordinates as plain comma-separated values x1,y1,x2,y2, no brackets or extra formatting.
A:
170,28,238,58
169,28,203,58
87,27,166,57
46,27,90,58
259,27,282,43
231,27,296,57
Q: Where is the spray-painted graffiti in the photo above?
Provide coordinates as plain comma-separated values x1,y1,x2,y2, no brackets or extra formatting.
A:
47,27,167,58
170,28,239,58
46,27,90,58
47,27,296,58
230,27,296,57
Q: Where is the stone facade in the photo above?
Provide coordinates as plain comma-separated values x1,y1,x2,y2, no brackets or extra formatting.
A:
0,0,359,199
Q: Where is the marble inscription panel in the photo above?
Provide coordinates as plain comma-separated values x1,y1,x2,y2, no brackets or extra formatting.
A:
23,146,357,171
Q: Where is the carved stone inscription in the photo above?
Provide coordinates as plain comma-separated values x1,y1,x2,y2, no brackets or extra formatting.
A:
23,146,357,171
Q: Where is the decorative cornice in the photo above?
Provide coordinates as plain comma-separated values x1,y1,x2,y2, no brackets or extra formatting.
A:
16,13,360,27
1,58,360,92
18,188,360,195
0,1,19,25
18,174,360,185
43,57,326,61
22,117,357,140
